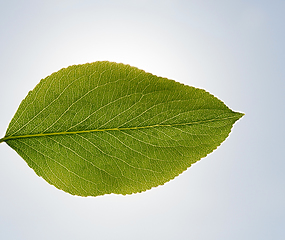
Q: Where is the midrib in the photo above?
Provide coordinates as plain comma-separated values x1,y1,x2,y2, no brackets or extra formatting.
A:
0,116,239,143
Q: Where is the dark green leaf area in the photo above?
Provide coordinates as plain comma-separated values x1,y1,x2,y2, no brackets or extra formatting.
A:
4,61,243,196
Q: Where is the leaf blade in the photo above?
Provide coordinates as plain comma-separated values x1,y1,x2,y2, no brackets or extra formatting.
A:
4,61,243,196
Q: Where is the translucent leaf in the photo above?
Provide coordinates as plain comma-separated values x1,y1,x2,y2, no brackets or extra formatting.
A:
0,61,243,196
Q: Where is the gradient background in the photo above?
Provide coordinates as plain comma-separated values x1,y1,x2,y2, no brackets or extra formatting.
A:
0,1,284,239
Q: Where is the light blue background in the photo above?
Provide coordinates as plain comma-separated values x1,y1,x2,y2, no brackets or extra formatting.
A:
0,1,284,239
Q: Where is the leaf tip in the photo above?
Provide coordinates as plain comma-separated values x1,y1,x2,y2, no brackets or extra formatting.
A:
236,111,245,120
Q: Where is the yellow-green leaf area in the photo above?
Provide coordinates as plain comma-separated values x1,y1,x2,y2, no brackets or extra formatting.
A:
2,61,243,196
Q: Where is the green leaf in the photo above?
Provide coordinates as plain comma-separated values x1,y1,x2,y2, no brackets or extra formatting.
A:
0,61,243,196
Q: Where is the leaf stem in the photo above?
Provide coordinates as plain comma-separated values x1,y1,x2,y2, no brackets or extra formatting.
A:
0,137,5,144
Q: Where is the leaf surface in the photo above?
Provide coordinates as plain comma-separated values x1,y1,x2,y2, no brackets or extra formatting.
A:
1,61,243,196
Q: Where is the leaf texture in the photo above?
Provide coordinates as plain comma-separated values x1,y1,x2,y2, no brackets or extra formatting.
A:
1,61,243,196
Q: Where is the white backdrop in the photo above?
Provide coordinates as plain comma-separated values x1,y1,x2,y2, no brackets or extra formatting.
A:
0,1,284,239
